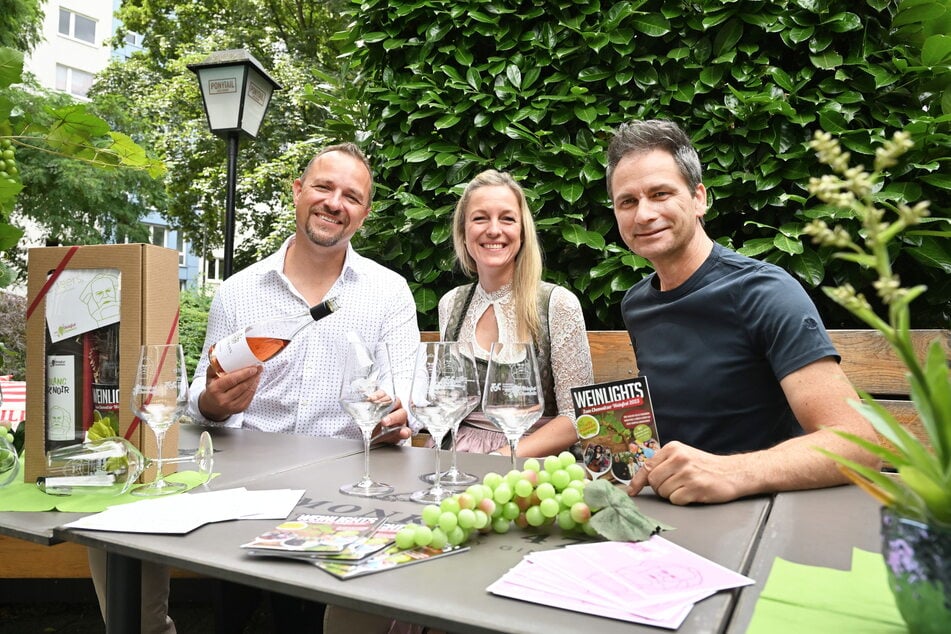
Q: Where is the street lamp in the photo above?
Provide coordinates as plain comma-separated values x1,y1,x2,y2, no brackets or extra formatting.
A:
188,49,281,279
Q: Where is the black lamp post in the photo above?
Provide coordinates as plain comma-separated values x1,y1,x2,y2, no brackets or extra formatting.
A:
188,49,281,279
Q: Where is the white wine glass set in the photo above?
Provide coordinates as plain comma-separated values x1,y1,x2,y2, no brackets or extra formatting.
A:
339,338,543,502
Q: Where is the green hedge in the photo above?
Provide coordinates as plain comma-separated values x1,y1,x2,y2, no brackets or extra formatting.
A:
321,0,949,330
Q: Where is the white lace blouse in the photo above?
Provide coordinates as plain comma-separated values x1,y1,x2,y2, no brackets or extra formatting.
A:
438,282,594,418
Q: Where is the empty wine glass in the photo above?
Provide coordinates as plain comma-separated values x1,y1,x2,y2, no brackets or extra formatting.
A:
420,343,479,487
130,344,189,496
339,339,397,497
40,432,214,496
482,342,544,472
409,342,470,504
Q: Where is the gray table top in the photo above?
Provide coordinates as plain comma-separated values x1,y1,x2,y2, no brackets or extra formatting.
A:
0,424,363,544
726,484,882,633
57,443,772,634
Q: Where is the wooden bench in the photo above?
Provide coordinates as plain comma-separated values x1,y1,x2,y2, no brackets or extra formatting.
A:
418,329,950,450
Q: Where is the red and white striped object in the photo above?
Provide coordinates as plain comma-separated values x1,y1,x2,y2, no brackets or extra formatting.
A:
0,377,26,425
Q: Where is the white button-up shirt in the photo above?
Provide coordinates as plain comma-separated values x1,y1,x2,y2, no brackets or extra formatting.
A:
187,237,420,439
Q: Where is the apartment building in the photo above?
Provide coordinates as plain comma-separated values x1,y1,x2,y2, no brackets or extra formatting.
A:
19,1,221,290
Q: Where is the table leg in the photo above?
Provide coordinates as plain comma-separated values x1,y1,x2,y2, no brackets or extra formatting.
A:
106,551,141,634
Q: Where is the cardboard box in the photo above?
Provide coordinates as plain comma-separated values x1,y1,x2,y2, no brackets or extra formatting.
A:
25,244,181,483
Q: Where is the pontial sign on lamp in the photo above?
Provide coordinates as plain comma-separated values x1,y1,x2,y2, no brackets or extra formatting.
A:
188,49,281,279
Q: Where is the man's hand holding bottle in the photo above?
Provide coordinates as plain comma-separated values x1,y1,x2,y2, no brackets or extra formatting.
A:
197,364,263,422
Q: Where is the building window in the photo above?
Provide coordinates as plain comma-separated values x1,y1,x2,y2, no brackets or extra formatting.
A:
175,232,186,266
206,257,223,282
144,224,187,265
55,64,94,98
58,8,97,44
124,32,144,47
145,224,169,248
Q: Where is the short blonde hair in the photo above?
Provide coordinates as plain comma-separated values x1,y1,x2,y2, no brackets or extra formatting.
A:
451,170,543,341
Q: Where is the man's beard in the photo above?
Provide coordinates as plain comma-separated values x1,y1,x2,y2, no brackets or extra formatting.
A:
304,209,346,247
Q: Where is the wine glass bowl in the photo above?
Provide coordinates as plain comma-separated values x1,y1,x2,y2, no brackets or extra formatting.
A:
339,340,397,497
40,431,214,496
419,343,479,487
0,436,18,488
409,342,470,504
481,342,544,472
130,344,189,496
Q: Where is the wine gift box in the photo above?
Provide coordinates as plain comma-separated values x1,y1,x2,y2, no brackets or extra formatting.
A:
24,244,181,483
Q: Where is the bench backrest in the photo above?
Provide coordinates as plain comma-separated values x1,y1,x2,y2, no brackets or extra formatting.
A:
419,329,950,448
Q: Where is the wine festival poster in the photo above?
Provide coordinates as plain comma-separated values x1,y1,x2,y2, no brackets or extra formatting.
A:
570,377,660,485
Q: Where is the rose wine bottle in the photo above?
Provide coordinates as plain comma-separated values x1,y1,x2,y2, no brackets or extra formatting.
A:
209,298,340,375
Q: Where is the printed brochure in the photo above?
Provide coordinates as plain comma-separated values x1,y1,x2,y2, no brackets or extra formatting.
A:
570,376,660,484
312,543,469,579
240,514,385,557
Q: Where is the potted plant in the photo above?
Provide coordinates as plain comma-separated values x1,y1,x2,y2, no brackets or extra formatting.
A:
804,130,950,633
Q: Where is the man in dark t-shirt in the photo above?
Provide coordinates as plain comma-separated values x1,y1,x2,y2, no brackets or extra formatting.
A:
605,119,879,505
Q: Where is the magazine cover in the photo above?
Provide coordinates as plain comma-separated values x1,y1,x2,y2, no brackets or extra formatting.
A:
240,514,385,556
312,543,469,579
245,522,401,562
570,377,660,484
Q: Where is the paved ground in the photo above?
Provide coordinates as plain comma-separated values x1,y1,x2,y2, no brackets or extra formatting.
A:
0,579,275,633
0,602,218,633
0,601,284,633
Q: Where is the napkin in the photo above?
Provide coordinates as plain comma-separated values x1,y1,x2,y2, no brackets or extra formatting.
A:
747,548,906,633
0,459,215,513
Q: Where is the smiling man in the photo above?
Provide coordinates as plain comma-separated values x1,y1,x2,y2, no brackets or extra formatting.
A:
189,142,418,439
606,119,878,506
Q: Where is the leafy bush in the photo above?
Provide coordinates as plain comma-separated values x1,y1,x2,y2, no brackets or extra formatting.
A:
324,0,950,330
179,287,213,380
0,291,25,379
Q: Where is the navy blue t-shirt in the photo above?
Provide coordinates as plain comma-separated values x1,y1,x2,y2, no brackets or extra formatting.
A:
621,243,839,454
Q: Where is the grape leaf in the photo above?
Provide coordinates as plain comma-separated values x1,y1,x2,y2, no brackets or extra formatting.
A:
584,479,674,542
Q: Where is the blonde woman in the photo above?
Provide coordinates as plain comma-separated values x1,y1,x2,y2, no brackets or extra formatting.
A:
439,169,593,456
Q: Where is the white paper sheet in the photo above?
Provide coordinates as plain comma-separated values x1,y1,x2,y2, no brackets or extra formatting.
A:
63,488,305,534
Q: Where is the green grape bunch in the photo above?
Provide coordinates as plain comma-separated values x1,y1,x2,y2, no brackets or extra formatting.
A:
0,424,17,473
395,451,598,550
0,138,18,185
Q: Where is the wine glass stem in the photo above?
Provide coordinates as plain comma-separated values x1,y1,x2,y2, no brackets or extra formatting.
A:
432,438,443,487
361,429,372,482
448,427,460,474
152,429,167,486
508,438,519,472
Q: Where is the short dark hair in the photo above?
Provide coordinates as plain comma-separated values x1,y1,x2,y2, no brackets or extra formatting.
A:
302,142,375,205
605,119,702,200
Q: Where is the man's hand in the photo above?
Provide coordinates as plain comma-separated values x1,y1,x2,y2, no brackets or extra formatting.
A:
626,441,746,505
197,364,262,422
371,397,411,445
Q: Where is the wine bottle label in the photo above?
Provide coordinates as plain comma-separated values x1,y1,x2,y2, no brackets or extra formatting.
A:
47,354,76,441
212,329,259,373
92,383,121,436
45,474,116,487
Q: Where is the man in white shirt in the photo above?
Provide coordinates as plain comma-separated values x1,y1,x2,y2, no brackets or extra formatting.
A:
89,142,420,633
190,142,418,437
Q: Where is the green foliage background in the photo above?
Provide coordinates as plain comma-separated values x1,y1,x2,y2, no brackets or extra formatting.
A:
179,287,214,378
0,290,26,379
323,0,950,330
